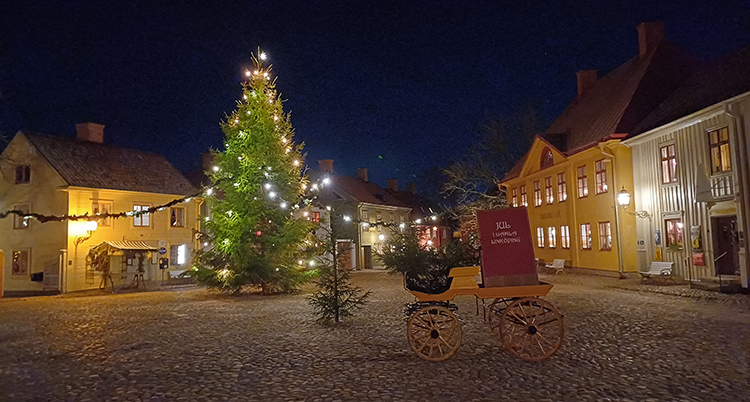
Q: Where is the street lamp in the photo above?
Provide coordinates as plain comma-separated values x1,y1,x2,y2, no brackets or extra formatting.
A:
74,220,98,246
617,187,650,219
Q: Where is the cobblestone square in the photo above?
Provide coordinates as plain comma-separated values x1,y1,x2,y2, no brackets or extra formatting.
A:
1,272,749,402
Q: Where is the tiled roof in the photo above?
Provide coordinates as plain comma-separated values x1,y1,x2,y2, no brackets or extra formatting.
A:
546,42,699,151
24,132,196,195
386,189,441,219
309,170,410,208
633,44,750,135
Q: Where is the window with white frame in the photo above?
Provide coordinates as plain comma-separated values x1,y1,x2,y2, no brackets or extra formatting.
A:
595,159,608,194
520,185,528,207
170,244,188,265
545,177,554,204
12,249,30,275
534,181,542,207
580,223,591,249
560,225,570,249
13,204,30,229
665,218,684,249
557,172,567,201
598,221,612,250
709,127,731,174
511,188,518,207
548,226,556,248
577,165,588,198
133,205,151,227
15,165,30,184
92,201,113,227
362,210,370,232
170,207,185,227
536,227,544,248
660,144,678,184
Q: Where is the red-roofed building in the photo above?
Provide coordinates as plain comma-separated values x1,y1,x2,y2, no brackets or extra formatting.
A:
501,22,700,276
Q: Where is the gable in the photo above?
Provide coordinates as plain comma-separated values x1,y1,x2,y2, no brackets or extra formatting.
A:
517,137,567,178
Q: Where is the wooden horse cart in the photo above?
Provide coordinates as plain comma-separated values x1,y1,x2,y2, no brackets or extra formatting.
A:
403,208,564,362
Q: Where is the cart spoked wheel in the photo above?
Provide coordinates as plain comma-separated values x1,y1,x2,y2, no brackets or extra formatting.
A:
407,305,462,361
489,297,563,362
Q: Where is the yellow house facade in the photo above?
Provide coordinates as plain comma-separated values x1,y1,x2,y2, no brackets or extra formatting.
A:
0,125,200,296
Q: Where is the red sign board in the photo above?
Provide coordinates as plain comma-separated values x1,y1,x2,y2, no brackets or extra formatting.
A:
477,208,539,287
692,252,705,266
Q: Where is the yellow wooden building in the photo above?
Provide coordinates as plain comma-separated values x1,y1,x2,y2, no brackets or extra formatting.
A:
501,22,700,276
0,123,201,296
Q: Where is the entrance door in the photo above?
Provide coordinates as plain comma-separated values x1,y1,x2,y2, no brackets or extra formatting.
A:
362,246,372,269
712,216,739,275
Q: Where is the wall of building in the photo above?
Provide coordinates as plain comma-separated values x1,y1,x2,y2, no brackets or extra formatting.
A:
0,134,68,293
358,203,409,268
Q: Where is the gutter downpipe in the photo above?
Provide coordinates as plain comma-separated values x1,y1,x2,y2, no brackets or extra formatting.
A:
724,103,750,289
599,143,626,278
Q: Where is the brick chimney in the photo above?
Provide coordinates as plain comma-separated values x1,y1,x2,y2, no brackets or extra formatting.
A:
75,122,104,143
357,168,368,182
637,21,665,57
407,183,416,194
318,159,334,172
576,70,597,98
202,152,215,171
388,179,398,191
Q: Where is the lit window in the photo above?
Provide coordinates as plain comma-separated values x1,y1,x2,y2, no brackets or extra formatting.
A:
595,160,608,194
580,223,591,250
12,249,30,275
15,165,30,184
598,222,612,250
536,227,544,248
665,219,684,249
548,226,556,248
545,177,554,204
13,204,30,229
577,166,588,198
170,207,185,227
92,201,113,227
660,144,678,184
133,205,150,227
709,127,731,174
311,212,320,223
362,211,369,232
560,226,570,249
170,244,188,265
557,172,567,202
376,212,382,232
534,181,542,207
520,185,528,207
511,188,518,207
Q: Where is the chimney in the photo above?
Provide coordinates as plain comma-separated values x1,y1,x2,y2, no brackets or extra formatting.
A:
75,122,104,143
318,159,334,172
407,183,416,194
637,21,665,57
576,70,597,98
357,168,368,182
202,152,215,171
388,179,398,191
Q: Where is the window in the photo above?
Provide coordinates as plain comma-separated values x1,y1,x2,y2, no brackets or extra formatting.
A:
536,227,544,248
595,160,608,194
534,181,542,206
12,249,30,276
598,222,612,251
548,226,556,248
376,212,382,232
169,207,185,227
15,165,30,184
545,177,554,204
92,201,113,227
520,185,528,207
709,127,731,174
311,212,320,223
389,214,394,225
133,205,150,227
13,204,30,229
580,223,591,250
511,188,518,207
170,244,188,265
557,172,567,202
400,215,405,224
577,166,588,198
660,144,678,184
665,218,684,249
560,225,570,249
362,211,369,232
540,147,554,169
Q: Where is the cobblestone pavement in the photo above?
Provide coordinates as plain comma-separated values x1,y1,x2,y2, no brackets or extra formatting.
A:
1,272,749,402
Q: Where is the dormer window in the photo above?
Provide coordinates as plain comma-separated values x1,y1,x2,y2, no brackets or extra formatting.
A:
15,165,30,184
540,148,553,170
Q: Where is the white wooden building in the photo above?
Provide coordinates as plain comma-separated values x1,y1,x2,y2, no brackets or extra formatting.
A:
624,46,750,289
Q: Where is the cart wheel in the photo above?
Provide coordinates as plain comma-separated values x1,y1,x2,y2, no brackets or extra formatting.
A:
489,297,563,362
407,305,462,361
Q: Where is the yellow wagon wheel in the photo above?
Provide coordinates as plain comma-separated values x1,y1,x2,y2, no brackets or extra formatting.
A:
489,297,563,362
407,305,462,361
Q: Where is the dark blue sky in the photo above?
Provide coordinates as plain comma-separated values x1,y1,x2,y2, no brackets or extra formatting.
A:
1,1,749,188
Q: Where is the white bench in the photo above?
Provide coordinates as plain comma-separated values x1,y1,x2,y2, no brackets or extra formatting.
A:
545,259,566,275
639,261,675,284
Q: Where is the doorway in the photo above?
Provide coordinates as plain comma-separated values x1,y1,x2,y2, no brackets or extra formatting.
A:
711,216,739,275
362,245,372,269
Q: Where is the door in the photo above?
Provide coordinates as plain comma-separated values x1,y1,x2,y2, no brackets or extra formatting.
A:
712,216,739,275
363,245,372,269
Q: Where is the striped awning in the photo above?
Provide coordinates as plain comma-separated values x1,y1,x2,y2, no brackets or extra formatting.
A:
103,240,158,251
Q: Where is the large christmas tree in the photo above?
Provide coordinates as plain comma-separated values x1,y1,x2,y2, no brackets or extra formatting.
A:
193,50,316,294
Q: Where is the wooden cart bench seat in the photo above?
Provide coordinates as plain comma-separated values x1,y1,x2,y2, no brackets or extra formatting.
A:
408,266,553,301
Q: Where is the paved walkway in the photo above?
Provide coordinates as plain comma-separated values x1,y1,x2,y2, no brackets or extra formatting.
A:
1,272,749,401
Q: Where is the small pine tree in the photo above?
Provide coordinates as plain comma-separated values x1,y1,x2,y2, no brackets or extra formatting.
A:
309,212,370,323
193,50,317,295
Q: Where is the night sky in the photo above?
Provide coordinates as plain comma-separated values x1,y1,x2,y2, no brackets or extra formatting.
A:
2,1,750,189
